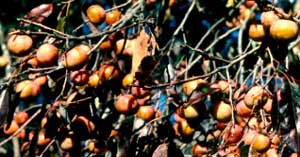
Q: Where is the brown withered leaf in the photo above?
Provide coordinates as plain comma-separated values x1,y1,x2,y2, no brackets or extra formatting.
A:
129,30,156,75
24,4,53,23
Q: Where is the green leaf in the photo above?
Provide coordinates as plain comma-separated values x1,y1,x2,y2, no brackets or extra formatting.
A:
57,16,67,33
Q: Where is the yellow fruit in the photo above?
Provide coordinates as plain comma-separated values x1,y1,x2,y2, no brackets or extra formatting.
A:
252,133,271,153
15,80,40,99
213,101,232,122
270,19,299,42
87,4,106,24
249,23,266,41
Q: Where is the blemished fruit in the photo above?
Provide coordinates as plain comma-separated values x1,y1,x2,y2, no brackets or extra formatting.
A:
182,79,207,96
0,56,9,68
252,133,271,153
115,94,138,114
261,11,279,29
86,4,106,24
3,120,19,135
37,130,51,146
7,34,33,56
249,23,266,41
62,44,90,69
88,72,102,88
236,100,252,117
14,111,29,125
36,43,59,67
70,69,89,86
270,19,299,42
15,80,40,99
213,100,232,122
98,64,120,82
192,143,208,156
122,73,134,88
223,124,243,144
105,10,121,25
136,105,155,121
244,85,266,109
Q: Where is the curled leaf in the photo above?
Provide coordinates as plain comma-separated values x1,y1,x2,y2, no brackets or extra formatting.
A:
24,4,53,23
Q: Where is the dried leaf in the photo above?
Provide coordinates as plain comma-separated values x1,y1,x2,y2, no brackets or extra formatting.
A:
24,4,53,23
130,30,154,75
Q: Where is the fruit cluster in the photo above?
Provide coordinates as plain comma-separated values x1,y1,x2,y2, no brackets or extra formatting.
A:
0,0,300,157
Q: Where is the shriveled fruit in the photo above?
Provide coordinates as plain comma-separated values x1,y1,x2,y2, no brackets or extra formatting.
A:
105,10,121,25
7,34,33,56
136,105,155,121
115,94,138,114
252,133,271,153
62,44,90,69
14,111,29,125
36,43,59,67
249,23,266,41
70,69,89,86
3,120,19,135
270,19,299,42
15,80,40,99
213,100,232,122
86,4,106,24
223,124,243,144
244,85,266,109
